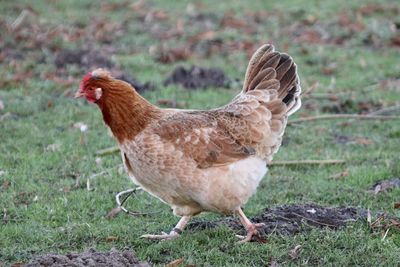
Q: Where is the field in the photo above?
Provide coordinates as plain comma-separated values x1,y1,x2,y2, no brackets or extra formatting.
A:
1,0,400,266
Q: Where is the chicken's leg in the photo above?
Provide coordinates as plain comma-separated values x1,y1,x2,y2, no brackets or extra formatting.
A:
141,215,191,240
236,207,265,243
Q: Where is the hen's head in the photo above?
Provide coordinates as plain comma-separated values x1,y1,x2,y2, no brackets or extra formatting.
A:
75,69,114,103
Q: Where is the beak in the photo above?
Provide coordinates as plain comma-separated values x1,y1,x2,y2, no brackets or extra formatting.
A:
74,90,85,99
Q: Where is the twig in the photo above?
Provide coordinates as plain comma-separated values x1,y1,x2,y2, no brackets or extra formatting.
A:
289,114,400,124
269,159,345,166
292,212,337,228
381,228,390,242
86,166,121,191
9,9,30,31
369,105,400,115
301,81,319,97
115,188,160,216
96,146,119,156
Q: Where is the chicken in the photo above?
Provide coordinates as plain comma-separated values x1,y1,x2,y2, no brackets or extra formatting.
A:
75,44,301,243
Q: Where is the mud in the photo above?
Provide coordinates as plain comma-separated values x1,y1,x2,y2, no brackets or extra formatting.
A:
23,248,150,267
164,65,231,89
188,203,367,236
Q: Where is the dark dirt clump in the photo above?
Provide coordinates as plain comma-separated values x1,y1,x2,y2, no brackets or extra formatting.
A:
54,49,152,92
164,65,231,89
55,49,115,69
188,203,367,236
23,248,150,267
321,99,383,114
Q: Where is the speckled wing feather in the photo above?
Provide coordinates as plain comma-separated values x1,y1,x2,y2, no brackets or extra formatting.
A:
155,111,255,168
154,44,301,167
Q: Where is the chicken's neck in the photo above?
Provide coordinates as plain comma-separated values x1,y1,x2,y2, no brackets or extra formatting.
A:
97,89,161,143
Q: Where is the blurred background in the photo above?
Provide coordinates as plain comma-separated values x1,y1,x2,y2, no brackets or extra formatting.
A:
1,0,399,266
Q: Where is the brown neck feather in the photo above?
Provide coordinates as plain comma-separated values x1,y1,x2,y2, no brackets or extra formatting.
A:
96,80,160,143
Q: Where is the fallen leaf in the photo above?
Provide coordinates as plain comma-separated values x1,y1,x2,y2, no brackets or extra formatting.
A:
1,180,10,190
371,178,400,194
221,12,248,29
106,206,123,219
289,245,302,260
321,63,337,75
304,14,318,25
106,236,118,242
95,157,102,165
188,30,216,43
359,58,367,69
389,218,400,229
329,169,349,180
394,203,400,209
357,4,385,16
73,122,88,132
391,34,400,47
367,209,372,226
166,258,184,267
156,46,190,64
46,143,61,152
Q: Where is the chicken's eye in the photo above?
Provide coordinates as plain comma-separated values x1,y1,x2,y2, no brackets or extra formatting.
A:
89,88,94,91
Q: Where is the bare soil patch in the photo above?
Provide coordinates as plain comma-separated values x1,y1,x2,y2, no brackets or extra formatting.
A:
188,203,367,236
164,65,231,89
23,249,150,267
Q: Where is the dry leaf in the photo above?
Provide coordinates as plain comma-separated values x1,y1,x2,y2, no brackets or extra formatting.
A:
189,30,216,43
166,258,184,267
95,157,102,165
359,58,367,68
354,137,373,145
329,169,349,180
1,180,10,190
372,178,400,194
156,46,190,64
289,245,302,260
367,209,372,226
106,236,118,242
106,206,122,219
321,63,337,75
394,203,400,209
46,143,61,152
73,122,88,132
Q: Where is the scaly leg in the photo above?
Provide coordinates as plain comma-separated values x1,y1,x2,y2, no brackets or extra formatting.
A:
236,207,265,243
140,215,191,240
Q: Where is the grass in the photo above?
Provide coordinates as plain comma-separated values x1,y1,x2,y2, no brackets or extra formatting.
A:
1,0,400,266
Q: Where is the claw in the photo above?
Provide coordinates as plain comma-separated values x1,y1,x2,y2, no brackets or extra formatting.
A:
236,223,267,244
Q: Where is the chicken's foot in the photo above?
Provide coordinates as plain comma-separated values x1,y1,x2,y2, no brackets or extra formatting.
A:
235,207,266,243
140,215,191,240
